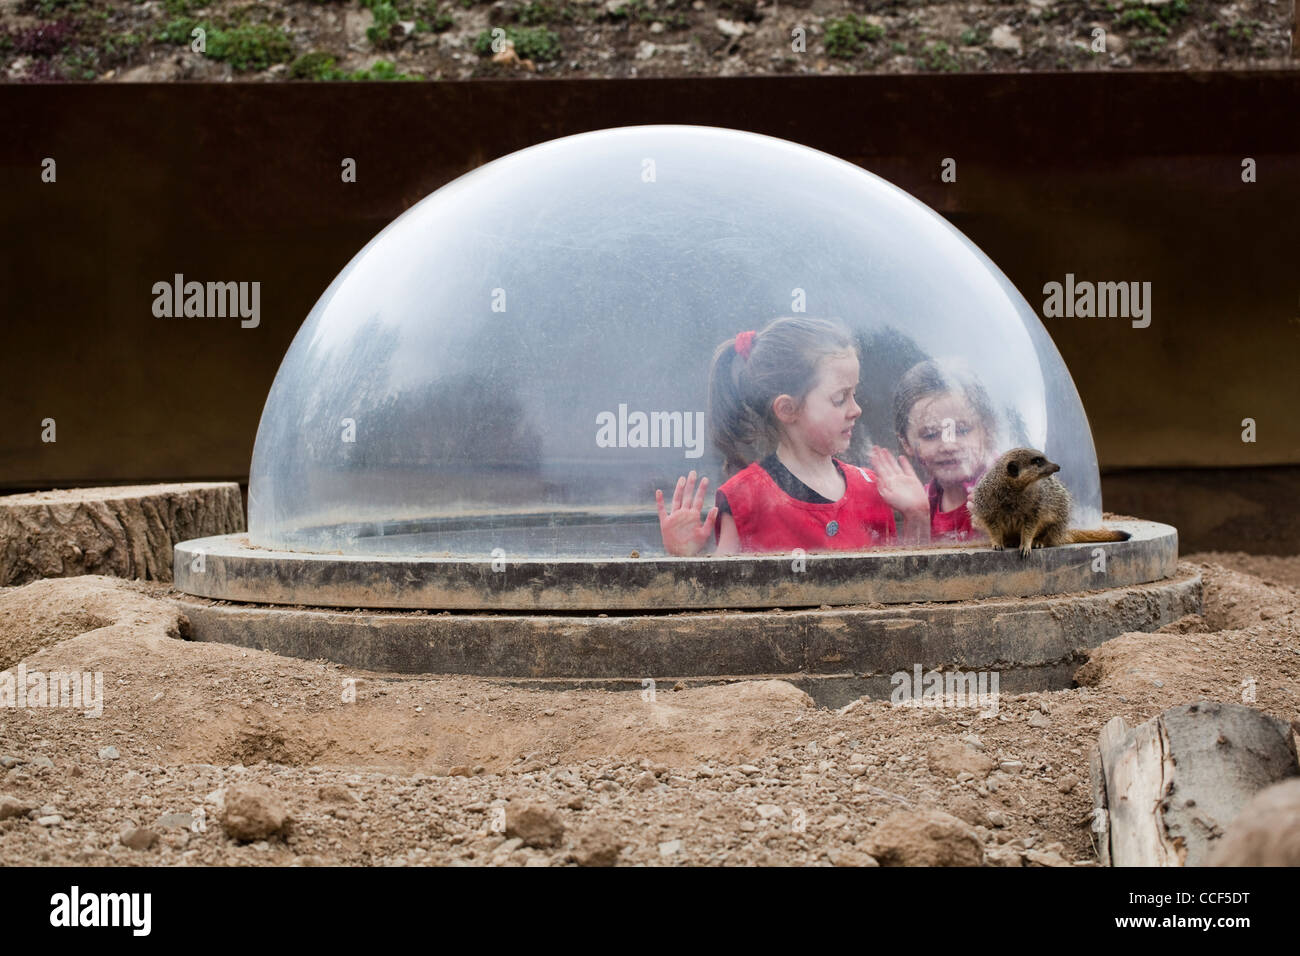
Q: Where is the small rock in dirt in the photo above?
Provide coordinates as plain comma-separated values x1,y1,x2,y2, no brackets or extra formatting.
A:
631,772,658,792
30,755,54,769
220,782,290,842
927,740,995,778
570,824,624,866
658,838,682,857
317,784,359,804
156,812,195,829
947,795,991,828
505,800,565,848
0,757,21,769
0,796,34,820
122,771,147,788
866,809,984,867
449,766,473,777
990,25,1021,52
35,815,63,827
120,827,158,850
1028,712,1051,728
984,844,1025,867
98,746,121,761
986,810,1009,828
1024,849,1072,867
999,760,1024,774
1055,774,1079,794
827,847,879,867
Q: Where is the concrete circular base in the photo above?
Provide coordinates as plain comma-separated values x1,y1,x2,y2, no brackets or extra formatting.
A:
172,565,1202,708
174,518,1174,612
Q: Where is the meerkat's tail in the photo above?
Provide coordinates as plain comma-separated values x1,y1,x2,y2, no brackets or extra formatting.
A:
1065,528,1128,544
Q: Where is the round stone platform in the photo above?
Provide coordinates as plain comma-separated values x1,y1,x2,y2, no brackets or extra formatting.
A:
171,565,1201,708
173,518,1173,612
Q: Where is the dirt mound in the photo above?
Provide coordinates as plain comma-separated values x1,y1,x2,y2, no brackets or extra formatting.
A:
0,575,187,669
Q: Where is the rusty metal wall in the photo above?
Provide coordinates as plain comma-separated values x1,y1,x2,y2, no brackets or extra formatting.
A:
2,73,1297,493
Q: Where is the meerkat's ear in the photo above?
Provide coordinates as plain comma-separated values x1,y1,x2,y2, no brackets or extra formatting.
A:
1006,460,1020,478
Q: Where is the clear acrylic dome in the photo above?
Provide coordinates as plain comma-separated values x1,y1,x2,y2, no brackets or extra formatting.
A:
247,124,1103,558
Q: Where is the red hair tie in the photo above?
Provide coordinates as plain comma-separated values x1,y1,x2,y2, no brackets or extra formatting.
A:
735,330,756,360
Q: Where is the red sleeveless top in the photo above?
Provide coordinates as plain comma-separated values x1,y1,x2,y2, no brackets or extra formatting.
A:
715,457,897,553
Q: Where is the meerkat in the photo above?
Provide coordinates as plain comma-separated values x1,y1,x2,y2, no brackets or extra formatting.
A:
970,447,1126,557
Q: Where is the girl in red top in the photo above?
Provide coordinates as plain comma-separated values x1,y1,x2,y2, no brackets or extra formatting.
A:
880,359,999,544
655,317,931,556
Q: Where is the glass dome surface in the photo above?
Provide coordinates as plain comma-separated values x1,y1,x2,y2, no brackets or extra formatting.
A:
247,125,1103,558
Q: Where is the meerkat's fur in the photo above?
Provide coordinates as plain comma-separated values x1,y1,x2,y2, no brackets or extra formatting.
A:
970,447,1126,557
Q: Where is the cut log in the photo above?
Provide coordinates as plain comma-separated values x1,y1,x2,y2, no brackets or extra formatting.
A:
0,483,244,586
1091,701,1299,866
1209,778,1300,866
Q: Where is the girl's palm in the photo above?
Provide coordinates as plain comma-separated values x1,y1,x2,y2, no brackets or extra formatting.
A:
869,446,929,516
656,471,718,556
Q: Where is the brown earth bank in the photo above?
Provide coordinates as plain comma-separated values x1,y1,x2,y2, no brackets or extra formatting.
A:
1,0,1295,83
0,552,1296,866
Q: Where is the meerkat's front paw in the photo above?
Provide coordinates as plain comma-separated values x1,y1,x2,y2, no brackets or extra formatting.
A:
1019,543,1033,558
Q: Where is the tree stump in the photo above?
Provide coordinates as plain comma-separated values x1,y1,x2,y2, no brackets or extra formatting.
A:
0,483,244,586
1090,701,1299,866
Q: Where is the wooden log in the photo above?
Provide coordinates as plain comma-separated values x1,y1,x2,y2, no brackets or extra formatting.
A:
1091,701,1299,866
0,483,244,586
1210,778,1300,866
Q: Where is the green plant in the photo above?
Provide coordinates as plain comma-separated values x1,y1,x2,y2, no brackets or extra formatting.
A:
206,22,294,69
101,31,143,58
959,25,988,46
415,4,454,32
1130,34,1168,55
1226,19,1259,41
156,17,201,44
518,0,573,24
29,0,86,15
289,50,338,78
472,25,561,61
921,40,960,71
287,51,418,79
350,59,417,79
163,0,211,15
157,20,293,70
824,13,883,59
890,40,906,54
1115,0,1188,35
366,0,402,47
59,48,99,79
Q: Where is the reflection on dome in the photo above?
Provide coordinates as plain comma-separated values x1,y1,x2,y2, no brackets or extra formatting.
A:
247,125,1102,557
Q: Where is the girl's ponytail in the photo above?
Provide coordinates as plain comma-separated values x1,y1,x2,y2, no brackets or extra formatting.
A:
708,335,762,480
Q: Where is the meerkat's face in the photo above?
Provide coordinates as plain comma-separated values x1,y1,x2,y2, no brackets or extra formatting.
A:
1001,448,1060,489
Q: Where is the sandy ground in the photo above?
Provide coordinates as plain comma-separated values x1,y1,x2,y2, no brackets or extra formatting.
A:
0,551,1296,866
